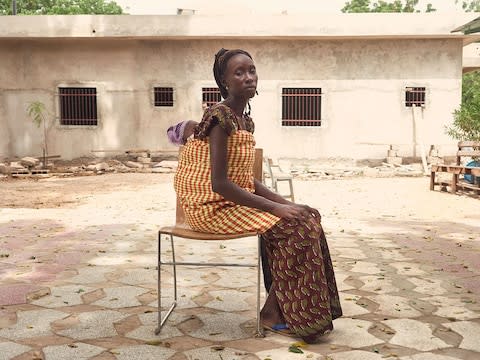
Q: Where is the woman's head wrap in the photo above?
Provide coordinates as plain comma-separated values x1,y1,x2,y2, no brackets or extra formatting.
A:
213,48,253,99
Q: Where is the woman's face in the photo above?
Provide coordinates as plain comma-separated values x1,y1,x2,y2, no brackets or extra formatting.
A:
223,54,258,99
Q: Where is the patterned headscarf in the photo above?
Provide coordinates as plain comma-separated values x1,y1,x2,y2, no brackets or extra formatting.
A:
167,121,189,146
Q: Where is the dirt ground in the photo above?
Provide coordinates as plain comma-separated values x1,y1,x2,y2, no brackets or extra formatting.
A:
0,173,172,209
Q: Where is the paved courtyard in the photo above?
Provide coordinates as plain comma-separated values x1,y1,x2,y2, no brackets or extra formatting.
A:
0,173,479,360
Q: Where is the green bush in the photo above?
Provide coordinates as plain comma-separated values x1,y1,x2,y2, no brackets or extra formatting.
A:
447,71,480,142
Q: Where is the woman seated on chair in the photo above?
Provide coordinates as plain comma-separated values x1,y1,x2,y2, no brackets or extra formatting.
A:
170,48,342,343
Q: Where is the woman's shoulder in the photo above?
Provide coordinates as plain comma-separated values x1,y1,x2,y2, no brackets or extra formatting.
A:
195,102,236,139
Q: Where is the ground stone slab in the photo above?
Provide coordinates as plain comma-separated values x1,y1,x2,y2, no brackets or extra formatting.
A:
326,318,383,348
376,249,412,261
43,342,105,360
399,353,462,360
204,290,252,312
427,296,479,321
57,310,128,340
256,347,321,360
31,285,95,308
327,350,385,360
111,344,175,360
185,346,255,360
443,320,480,352
383,319,450,351
339,293,370,317
0,341,32,360
350,261,382,275
0,309,67,340
358,275,399,294
408,277,447,296
214,268,257,288
92,286,148,308
150,286,200,310
188,313,253,341
389,262,426,276
0,284,44,306
67,266,112,284
334,271,355,291
336,248,367,260
118,268,157,286
371,294,422,318
125,312,185,341
163,267,209,287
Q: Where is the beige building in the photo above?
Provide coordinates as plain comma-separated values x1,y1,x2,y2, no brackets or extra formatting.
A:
0,13,478,160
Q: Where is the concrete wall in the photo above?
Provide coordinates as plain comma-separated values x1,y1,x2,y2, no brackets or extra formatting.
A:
0,37,463,160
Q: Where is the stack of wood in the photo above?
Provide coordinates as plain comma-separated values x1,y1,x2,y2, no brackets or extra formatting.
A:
0,157,49,176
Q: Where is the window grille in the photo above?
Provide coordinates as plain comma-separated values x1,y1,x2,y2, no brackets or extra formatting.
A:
202,87,221,107
154,87,174,107
405,87,425,107
59,87,97,126
282,88,322,127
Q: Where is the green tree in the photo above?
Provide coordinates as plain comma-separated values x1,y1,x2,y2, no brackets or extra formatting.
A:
342,0,436,13
26,101,52,159
0,0,123,15
447,71,480,141
457,0,480,12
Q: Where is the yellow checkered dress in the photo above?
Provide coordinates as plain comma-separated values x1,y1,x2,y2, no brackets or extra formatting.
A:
174,129,279,234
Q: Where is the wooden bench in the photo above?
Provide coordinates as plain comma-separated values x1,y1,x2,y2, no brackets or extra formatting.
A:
430,141,480,195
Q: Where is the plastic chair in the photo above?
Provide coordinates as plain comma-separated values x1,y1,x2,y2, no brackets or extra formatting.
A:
155,148,265,338
263,157,295,202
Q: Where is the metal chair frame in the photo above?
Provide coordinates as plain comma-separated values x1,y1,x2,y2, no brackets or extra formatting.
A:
263,157,295,202
155,148,266,338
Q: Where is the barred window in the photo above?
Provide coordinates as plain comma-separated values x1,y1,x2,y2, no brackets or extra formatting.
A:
282,88,322,127
59,87,97,126
154,87,174,107
405,87,425,107
202,87,221,107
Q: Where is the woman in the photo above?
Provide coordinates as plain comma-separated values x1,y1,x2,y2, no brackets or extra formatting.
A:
173,48,342,343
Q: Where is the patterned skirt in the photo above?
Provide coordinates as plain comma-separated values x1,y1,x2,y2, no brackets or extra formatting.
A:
262,209,342,340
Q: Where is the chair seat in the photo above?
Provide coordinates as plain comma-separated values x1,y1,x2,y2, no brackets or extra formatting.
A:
159,225,258,240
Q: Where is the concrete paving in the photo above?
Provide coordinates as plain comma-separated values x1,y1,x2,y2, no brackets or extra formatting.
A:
0,174,479,359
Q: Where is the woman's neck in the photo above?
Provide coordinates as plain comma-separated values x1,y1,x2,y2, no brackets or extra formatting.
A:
223,98,247,117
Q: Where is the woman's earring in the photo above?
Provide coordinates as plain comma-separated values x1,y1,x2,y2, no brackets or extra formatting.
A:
255,90,259,95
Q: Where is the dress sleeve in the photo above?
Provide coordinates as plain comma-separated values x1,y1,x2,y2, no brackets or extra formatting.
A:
194,104,238,140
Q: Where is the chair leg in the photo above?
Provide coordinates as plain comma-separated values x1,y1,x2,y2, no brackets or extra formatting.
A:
288,179,294,203
155,233,177,335
255,235,265,338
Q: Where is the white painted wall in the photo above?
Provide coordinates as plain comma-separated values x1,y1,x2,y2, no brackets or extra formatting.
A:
0,14,471,160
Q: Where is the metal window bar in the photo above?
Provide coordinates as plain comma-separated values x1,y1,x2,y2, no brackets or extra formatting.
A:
282,88,322,127
59,87,97,126
202,87,222,107
154,87,174,107
405,87,426,107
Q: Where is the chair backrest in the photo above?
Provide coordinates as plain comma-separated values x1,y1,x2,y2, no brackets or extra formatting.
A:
175,148,264,227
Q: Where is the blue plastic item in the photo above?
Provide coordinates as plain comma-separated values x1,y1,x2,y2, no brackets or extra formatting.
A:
464,160,480,184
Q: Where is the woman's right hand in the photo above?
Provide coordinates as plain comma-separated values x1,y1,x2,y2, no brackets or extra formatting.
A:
271,203,312,219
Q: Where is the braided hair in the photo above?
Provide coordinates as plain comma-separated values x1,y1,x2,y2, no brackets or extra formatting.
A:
213,48,253,100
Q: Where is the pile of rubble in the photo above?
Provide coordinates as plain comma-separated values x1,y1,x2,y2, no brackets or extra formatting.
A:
0,157,49,177
0,150,179,178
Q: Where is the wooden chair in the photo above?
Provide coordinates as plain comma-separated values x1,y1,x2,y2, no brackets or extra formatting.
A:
263,157,295,202
155,148,265,338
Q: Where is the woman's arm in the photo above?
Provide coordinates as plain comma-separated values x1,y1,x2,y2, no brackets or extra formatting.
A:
209,125,312,219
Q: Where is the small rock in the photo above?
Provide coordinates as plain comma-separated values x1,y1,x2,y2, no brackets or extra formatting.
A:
125,161,144,169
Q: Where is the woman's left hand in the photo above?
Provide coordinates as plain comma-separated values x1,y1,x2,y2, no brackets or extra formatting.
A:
292,204,320,219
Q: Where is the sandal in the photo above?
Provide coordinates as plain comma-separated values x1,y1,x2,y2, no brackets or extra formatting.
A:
263,323,297,338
